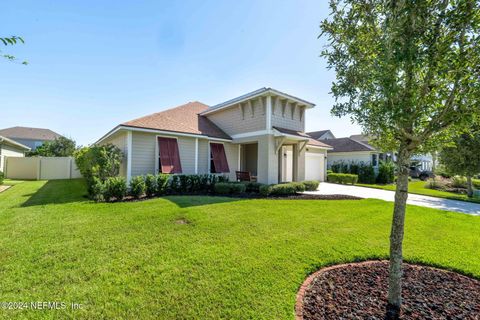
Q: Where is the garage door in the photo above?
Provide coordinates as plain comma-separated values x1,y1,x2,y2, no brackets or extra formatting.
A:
305,152,325,181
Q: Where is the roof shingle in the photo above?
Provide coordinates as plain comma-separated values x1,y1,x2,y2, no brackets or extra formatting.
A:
0,126,62,141
319,137,375,152
122,102,231,140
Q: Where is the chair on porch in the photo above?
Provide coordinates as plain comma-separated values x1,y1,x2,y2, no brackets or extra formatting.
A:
235,171,256,182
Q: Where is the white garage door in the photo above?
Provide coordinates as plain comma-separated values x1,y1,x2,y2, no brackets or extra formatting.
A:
305,152,325,181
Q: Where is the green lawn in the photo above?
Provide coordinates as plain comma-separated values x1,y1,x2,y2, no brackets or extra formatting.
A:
357,180,480,203
0,180,479,319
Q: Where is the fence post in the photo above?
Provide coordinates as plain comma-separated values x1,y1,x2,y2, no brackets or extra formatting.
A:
37,158,41,180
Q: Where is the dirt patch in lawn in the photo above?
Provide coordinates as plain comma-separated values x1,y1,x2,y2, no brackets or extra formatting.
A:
296,260,480,320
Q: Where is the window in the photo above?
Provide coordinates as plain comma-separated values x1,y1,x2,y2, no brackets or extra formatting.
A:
157,137,182,173
372,154,378,167
210,143,230,173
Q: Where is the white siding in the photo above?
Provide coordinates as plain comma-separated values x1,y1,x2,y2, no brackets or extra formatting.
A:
327,152,373,168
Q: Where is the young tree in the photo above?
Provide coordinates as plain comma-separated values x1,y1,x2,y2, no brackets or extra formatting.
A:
440,130,480,197
320,1,480,318
28,137,77,157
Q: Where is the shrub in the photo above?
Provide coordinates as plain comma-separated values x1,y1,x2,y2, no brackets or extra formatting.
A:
327,173,358,185
289,182,306,192
473,179,480,189
214,182,246,194
450,176,467,189
331,161,349,173
0,171,4,185
155,173,170,195
259,184,271,196
74,144,123,196
376,161,395,184
242,181,264,193
269,183,297,196
358,163,376,184
349,162,360,175
144,174,157,197
302,180,320,191
425,178,448,190
103,177,127,202
90,177,106,202
129,176,146,199
327,169,333,175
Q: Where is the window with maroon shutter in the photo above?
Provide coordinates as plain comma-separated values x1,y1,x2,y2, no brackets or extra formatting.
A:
210,143,230,173
158,137,182,173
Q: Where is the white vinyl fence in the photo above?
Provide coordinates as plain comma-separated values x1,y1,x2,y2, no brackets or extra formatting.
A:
4,157,82,180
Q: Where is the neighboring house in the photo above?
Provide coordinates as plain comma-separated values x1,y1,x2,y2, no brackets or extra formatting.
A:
318,137,388,170
0,135,30,172
307,130,336,140
0,126,63,150
96,88,332,184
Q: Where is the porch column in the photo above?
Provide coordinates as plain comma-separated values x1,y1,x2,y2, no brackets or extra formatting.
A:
126,130,132,184
256,134,278,184
292,142,306,182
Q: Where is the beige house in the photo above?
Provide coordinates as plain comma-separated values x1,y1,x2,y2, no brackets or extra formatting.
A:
0,135,30,172
96,88,332,184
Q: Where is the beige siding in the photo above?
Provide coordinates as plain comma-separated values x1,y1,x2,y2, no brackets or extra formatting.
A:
271,102,305,132
206,100,266,136
101,131,128,177
0,144,26,172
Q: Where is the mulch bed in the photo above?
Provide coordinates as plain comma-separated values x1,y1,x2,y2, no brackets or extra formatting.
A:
297,260,480,320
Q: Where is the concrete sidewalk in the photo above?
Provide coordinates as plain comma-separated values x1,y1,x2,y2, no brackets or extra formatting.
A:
305,183,480,216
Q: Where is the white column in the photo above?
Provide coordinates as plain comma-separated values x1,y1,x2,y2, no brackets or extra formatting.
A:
126,131,132,184
237,144,241,171
266,95,272,130
194,138,198,174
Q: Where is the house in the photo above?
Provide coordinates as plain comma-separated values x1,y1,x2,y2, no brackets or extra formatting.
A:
317,136,388,169
0,126,63,150
0,135,30,172
307,130,336,140
96,88,332,184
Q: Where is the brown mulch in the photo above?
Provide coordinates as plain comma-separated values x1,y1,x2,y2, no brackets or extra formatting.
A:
297,261,480,320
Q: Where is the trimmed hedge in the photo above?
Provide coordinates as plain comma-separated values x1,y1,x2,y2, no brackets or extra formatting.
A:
214,182,246,195
103,177,127,202
241,181,265,193
327,173,358,185
302,180,319,191
260,181,310,196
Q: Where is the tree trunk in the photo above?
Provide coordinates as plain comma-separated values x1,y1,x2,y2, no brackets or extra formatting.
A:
466,175,474,198
386,147,411,320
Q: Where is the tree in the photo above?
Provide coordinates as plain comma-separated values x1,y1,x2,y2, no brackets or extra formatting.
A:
1,36,27,64
320,1,480,318
439,129,480,197
28,137,76,157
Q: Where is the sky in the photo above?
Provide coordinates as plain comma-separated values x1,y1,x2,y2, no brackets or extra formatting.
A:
1,0,361,146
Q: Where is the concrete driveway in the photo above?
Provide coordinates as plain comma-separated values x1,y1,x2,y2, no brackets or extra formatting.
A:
305,183,480,216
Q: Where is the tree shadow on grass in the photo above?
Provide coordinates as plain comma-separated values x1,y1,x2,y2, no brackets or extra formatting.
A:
21,179,88,207
163,195,245,208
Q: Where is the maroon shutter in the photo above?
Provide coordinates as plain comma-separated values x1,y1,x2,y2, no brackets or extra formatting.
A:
158,137,173,173
169,138,182,173
158,137,182,174
210,143,229,173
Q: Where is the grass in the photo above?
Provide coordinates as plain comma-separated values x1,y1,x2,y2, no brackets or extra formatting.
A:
0,179,479,319
357,180,480,203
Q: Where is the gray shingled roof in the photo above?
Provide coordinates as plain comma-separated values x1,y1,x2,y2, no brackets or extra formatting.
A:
319,137,375,152
0,126,62,141
307,130,332,140
273,127,332,148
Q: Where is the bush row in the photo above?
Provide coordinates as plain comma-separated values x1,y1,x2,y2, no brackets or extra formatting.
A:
91,173,230,202
330,160,395,184
327,173,358,185
259,180,319,196
0,171,4,185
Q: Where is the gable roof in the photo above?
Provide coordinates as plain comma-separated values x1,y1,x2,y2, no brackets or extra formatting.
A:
0,126,62,141
122,101,231,140
273,127,332,149
307,130,334,140
0,135,31,150
319,137,376,153
200,87,315,116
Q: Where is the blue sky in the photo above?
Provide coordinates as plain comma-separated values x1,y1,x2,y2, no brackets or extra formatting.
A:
1,0,361,145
